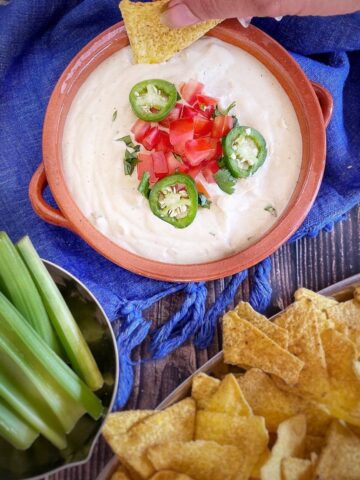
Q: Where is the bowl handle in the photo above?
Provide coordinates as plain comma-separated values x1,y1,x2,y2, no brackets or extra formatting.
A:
311,81,333,128
29,163,73,231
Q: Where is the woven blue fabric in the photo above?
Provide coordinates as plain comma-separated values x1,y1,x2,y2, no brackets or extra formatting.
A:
0,1,359,408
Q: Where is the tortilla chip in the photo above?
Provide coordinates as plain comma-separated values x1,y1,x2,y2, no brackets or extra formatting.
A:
251,448,271,479
236,302,288,349
325,299,360,348
195,411,268,477
354,287,360,304
320,328,360,425
120,0,221,64
304,435,326,456
238,369,331,435
103,410,153,441
110,466,133,480
274,300,330,401
147,440,245,480
280,457,313,480
204,373,252,416
149,472,194,480
314,421,360,480
223,311,304,385
191,373,220,410
260,415,307,480
294,288,338,310
111,398,195,479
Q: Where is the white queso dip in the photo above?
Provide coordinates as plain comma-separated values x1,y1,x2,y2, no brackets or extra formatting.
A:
62,37,302,264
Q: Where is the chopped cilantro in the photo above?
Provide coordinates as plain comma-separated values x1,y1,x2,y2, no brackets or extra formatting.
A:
264,205,278,217
124,149,139,176
214,101,236,117
214,169,236,194
198,193,211,209
218,157,226,169
138,172,150,198
112,109,118,122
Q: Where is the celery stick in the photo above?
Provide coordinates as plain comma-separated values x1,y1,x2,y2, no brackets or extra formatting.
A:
0,292,103,421
0,351,66,450
17,236,104,391
0,232,61,354
0,397,39,450
0,334,85,434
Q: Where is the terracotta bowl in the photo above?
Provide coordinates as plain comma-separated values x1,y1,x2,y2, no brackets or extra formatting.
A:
30,19,333,282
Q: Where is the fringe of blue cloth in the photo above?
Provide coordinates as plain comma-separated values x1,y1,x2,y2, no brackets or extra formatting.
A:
111,215,347,410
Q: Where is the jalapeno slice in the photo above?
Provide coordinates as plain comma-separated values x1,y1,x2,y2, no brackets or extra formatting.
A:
223,126,267,178
129,79,178,122
149,174,198,228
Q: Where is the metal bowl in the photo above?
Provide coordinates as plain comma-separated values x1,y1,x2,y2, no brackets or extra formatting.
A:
0,260,119,480
97,273,360,480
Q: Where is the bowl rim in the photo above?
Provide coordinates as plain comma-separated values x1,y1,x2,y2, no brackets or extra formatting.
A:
40,19,328,282
22,259,119,480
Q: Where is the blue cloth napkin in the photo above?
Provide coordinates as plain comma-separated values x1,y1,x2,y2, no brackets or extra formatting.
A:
0,0,359,407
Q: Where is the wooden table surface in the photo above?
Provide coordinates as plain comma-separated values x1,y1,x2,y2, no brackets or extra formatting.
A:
51,204,360,480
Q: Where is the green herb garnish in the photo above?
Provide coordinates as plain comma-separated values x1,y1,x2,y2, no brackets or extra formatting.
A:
264,205,278,217
214,169,236,194
124,149,139,176
198,193,211,209
112,109,118,122
215,101,236,117
174,153,183,163
176,91,182,101
218,157,226,169
138,172,151,198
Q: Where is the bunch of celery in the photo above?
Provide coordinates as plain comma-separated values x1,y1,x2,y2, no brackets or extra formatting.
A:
0,232,105,451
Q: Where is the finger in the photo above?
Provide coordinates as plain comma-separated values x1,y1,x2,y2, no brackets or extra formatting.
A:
162,0,360,28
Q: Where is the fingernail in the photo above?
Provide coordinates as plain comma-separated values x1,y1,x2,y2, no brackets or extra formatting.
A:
238,17,252,28
161,4,200,28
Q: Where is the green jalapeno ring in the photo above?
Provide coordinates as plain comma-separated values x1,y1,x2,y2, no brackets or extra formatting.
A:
129,79,178,122
223,126,267,179
149,174,198,229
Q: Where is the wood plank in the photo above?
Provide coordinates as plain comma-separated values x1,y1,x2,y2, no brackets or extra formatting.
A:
51,205,360,480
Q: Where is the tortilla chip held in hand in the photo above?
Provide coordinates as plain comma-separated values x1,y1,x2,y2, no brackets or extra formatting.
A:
119,0,221,64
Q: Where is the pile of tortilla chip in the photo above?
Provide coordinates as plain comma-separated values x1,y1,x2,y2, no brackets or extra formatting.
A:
103,287,360,480
119,0,221,64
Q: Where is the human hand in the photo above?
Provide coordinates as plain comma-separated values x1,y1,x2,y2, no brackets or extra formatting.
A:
162,0,360,28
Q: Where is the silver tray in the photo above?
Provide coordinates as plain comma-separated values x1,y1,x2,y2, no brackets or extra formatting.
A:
97,273,360,480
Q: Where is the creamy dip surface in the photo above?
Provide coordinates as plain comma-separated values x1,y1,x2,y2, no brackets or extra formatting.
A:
62,37,302,264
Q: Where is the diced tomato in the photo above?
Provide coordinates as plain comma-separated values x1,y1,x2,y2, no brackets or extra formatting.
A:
187,165,202,179
142,127,161,150
196,180,210,197
194,115,213,137
152,151,168,178
202,160,219,184
165,152,188,174
180,80,204,105
194,102,215,119
184,138,218,166
159,103,183,128
211,115,233,139
155,131,172,152
215,141,223,160
137,153,157,184
169,118,194,154
181,105,198,119
131,119,151,143
196,94,218,107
